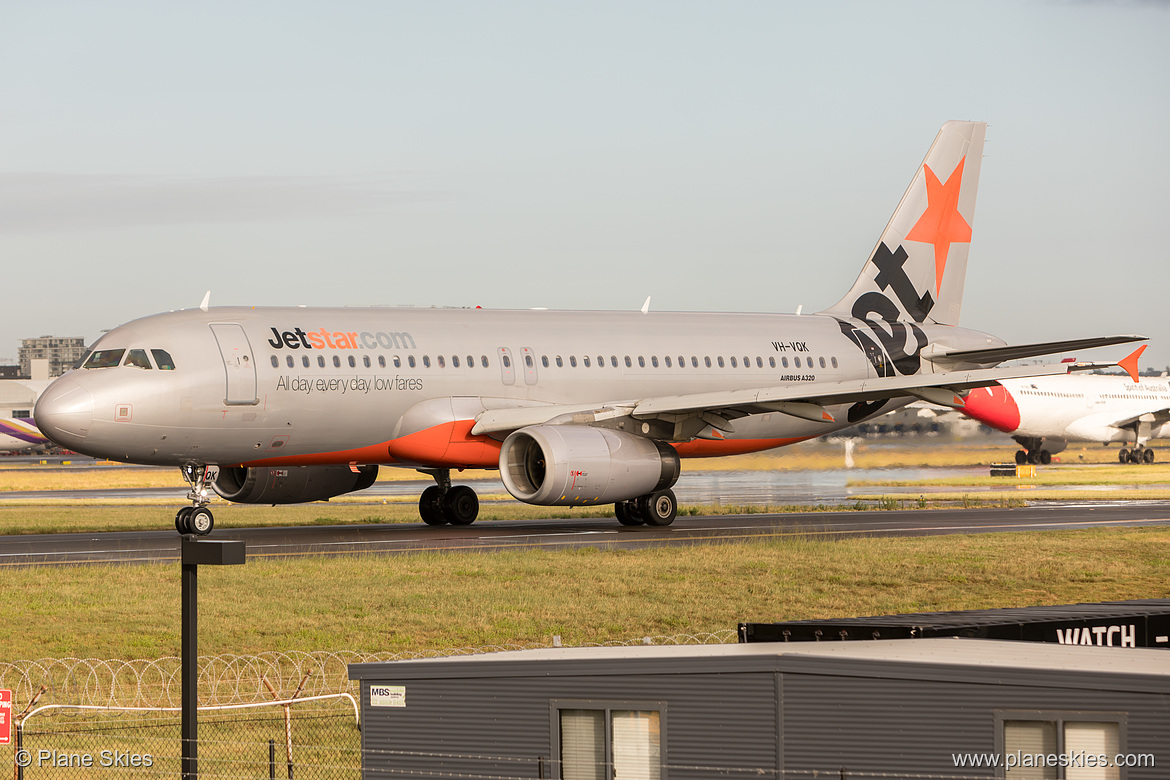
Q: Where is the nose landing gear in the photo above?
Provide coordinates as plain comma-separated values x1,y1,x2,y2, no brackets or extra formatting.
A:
176,464,216,535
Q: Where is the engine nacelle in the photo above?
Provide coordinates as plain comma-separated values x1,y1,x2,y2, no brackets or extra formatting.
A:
499,425,680,506
213,465,379,505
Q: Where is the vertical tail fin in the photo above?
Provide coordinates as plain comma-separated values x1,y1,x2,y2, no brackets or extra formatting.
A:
822,121,986,327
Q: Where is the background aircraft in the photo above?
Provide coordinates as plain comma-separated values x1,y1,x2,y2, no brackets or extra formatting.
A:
33,121,1143,534
961,348,1167,464
0,418,52,453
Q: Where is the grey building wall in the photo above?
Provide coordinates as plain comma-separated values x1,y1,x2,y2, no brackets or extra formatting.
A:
350,641,1170,779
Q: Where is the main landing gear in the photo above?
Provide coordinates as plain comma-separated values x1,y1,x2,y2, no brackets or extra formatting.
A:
417,468,480,526
614,488,678,527
1118,446,1155,464
176,464,215,535
1014,448,1052,465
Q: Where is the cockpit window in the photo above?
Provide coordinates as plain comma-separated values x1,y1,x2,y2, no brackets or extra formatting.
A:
83,349,126,369
124,349,152,369
151,349,176,370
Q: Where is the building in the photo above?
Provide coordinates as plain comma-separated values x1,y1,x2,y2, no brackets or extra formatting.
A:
19,336,87,378
349,638,1166,779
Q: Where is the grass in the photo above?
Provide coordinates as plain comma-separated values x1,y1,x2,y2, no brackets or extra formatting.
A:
1,526,1167,661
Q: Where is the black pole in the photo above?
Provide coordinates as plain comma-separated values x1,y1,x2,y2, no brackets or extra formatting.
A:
182,541,198,779
270,738,276,780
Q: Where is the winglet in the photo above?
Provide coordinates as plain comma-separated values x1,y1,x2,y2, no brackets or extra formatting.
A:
1118,345,1146,382
640,296,651,315
199,291,211,312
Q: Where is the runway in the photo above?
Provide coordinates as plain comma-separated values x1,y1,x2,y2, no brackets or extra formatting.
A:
3,501,1169,566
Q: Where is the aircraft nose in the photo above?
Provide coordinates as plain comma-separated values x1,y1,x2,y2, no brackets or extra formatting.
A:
34,375,94,447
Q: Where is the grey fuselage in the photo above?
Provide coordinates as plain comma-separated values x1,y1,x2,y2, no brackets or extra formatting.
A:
34,305,1003,469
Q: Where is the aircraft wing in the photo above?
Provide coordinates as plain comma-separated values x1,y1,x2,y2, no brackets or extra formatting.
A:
1104,407,1170,432
924,335,1145,369
471,361,1096,436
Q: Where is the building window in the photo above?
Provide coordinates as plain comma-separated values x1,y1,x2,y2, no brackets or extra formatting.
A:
556,704,663,780
997,713,1126,779
13,410,30,419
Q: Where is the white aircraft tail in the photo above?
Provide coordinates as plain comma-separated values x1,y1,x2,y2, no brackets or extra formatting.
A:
822,120,986,327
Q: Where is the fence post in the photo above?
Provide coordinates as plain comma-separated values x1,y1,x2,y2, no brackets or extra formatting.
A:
13,686,46,780
269,738,276,780
263,672,311,780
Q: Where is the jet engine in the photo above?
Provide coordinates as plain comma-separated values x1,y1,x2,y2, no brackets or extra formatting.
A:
212,465,379,504
499,425,680,506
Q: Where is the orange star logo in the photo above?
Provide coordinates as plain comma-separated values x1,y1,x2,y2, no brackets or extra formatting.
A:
905,156,971,296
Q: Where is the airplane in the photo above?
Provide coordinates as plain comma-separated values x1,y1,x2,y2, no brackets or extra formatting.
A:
33,121,1145,535
0,417,52,453
961,346,1170,465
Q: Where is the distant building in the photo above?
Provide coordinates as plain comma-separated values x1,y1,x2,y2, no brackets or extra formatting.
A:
0,366,21,379
19,336,87,378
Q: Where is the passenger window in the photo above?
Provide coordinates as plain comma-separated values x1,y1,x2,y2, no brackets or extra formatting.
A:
610,356,618,368
717,356,725,368
570,356,577,367
437,355,445,368
744,356,750,367
151,349,176,370
124,350,152,369
637,356,644,368
794,357,801,368
664,356,672,367
481,355,489,368
819,357,826,368
333,356,342,368
394,356,402,368
691,356,698,368
583,356,591,367
453,355,460,368
379,356,386,368
318,356,326,368
542,356,549,368
364,356,371,368
651,356,658,368
524,354,533,368
769,357,776,368
302,356,310,368
423,356,431,368
270,355,279,368
756,356,763,368
348,356,356,368
556,356,563,368
730,356,737,368
831,357,838,368
83,349,126,369
625,356,632,368
286,355,295,368
502,355,510,368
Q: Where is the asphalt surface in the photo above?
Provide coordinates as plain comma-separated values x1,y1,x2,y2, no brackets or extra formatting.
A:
3,501,1169,566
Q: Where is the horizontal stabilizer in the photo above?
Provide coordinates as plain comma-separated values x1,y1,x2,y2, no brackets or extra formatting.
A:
925,335,1146,369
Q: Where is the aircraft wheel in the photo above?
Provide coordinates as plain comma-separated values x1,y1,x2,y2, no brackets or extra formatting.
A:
1039,450,1052,465
638,489,678,527
1119,448,1130,464
1144,448,1155,464
615,501,644,526
1128,449,1143,464
1014,450,1027,465
442,485,479,525
188,507,214,536
419,486,447,525
1026,451,1040,465
175,506,193,533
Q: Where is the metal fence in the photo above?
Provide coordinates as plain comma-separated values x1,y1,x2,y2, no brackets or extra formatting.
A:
2,632,737,777
15,697,358,778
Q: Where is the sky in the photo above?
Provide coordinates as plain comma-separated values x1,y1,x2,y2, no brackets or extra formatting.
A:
2,1,1168,369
